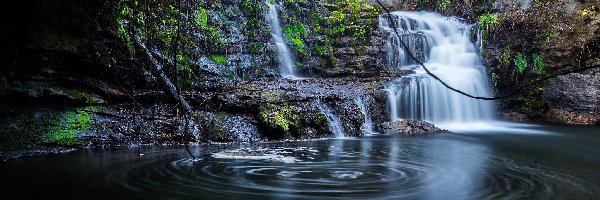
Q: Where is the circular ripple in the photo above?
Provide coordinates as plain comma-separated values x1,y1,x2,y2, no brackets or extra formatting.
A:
104,143,600,200
478,156,597,199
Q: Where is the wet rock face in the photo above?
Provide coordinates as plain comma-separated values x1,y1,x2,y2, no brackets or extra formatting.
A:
542,69,600,124
188,74,403,140
543,69,599,112
377,120,448,135
480,0,600,122
192,111,262,143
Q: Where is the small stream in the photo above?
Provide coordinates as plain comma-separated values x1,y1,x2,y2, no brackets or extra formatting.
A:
2,124,599,199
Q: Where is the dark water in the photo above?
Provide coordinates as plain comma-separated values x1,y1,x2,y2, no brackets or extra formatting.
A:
2,124,600,200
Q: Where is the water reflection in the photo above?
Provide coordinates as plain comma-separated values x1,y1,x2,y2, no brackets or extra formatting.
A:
2,128,600,200
421,137,489,200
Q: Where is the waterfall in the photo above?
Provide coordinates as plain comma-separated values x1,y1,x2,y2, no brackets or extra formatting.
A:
380,11,495,125
316,100,345,138
355,98,377,135
265,0,297,78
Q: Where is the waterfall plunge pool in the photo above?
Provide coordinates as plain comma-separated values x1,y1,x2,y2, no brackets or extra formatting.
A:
1,124,599,199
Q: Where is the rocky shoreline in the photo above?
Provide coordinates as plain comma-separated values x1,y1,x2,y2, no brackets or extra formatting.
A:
0,74,457,161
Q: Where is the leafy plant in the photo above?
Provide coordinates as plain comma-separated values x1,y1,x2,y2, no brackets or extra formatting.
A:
283,23,307,55
513,52,528,75
439,0,451,11
533,54,544,73
315,45,324,56
478,13,500,47
193,7,208,30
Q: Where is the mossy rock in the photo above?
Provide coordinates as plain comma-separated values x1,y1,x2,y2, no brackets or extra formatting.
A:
258,104,300,139
313,112,330,134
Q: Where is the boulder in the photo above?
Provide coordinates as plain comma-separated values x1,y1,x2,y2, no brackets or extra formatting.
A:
542,69,599,112
377,120,448,135
542,69,599,124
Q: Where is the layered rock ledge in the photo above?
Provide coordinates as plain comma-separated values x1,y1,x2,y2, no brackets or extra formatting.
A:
378,120,449,135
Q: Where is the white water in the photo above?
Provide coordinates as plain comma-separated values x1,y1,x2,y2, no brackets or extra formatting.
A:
265,0,297,79
355,98,377,135
380,11,495,126
316,100,345,138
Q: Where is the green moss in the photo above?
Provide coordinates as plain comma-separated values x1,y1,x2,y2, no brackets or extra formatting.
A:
324,11,346,25
286,0,307,4
352,27,367,42
313,0,377,69
193,7,208,30
258,104,299,134
315,45,324,56
46,109,91,145
329,56,337,66
211,55,227,65
313,112,329,133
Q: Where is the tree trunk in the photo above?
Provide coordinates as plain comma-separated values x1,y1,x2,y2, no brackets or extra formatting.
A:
126,21,192,112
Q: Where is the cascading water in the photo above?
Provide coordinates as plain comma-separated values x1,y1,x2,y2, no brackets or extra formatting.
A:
380,11,495,125
355,98,377,135
316,100,345,138
265,0,297,78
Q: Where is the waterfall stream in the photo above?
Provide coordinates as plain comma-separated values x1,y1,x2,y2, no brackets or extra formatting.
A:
380,11,495,126
355,98,377,135
316,100,345,138
265,0,297,78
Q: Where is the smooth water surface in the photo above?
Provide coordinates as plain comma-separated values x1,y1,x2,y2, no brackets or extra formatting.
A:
2,124,600,200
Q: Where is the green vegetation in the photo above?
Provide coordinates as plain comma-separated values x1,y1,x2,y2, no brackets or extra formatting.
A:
283,23,307,55
439,0,451,11
248,43,262,54
47,109,91,145
478,13,500,52
324,11,346,25
329,56,337,66
315,45,324,56
313,112,329,133
532,54,544,73
259,104,299,134
500,46,512,66
315,0,378,69
580,6,598,18
211,55,227,65
513,52,528,76
193,7,208,30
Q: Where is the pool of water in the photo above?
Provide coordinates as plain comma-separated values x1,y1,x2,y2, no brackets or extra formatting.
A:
1,123,599,200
